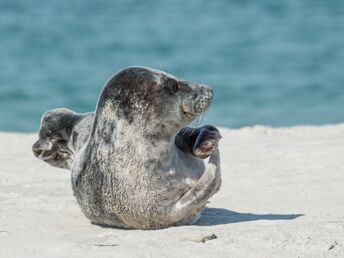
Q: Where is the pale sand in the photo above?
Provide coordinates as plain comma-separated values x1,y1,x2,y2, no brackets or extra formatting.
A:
0,125,343,257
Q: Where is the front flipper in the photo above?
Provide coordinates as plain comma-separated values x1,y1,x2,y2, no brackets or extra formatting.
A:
175,125,222,159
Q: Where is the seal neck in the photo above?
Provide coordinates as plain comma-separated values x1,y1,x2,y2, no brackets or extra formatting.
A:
115,119,178,161
90,104,180,162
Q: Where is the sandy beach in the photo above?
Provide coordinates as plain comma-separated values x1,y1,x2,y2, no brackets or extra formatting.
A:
0,124,343,258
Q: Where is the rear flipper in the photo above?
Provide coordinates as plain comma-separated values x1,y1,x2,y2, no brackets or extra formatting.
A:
172,148,221,224
32,138,74,169
175,125,222,159
32,108,90,169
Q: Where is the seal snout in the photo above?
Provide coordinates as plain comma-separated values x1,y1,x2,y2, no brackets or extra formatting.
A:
181,84,214,120
201,84,214,99
193,84,214,114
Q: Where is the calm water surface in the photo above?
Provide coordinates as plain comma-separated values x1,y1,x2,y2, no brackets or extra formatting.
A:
1,0,344,131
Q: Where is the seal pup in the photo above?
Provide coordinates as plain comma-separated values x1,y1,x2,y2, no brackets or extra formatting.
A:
32,109,94,169
72,66,221,229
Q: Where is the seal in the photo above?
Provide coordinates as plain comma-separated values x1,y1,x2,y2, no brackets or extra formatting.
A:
71,66,222,229
32,109,94,169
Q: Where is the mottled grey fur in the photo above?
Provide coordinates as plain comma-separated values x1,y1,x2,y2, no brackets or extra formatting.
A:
70,66,222,229
32,109,94,169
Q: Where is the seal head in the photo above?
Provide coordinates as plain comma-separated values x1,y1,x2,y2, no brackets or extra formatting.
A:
91,67,213,139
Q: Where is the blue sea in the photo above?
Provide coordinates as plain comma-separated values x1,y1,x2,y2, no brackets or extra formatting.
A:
1,0,344,132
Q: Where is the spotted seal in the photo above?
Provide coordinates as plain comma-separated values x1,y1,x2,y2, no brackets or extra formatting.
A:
70,66,222,229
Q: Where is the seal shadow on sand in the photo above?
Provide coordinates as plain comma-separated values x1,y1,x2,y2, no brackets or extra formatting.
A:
196,208,304,226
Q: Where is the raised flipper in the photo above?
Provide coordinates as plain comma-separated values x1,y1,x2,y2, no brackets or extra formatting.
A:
175,125,222,159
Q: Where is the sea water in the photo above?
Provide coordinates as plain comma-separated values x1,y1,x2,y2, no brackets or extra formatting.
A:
1,0,344,132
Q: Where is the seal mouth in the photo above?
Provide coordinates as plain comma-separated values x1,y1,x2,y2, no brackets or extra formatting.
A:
182,109,196,119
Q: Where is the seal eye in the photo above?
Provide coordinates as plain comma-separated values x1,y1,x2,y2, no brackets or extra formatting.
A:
169,80,179,93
